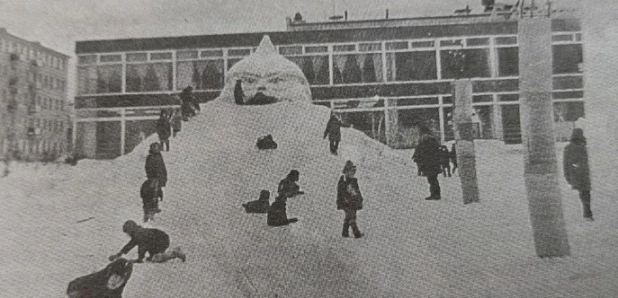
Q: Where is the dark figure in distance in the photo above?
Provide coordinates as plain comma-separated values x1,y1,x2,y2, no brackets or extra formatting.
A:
156,109,171,151
145,143,167,202
234,79,245,105
563,128,593,221
412,149,424,176
66,258,133,298
109,220,186,263
171,108,182,137
180,86,198,119
256,134,278,150
414,130,442,200
439,145,452,177
243,190,271,213
323,113,351,155
337,160,364,238
267,170,304,226
450,143,458,175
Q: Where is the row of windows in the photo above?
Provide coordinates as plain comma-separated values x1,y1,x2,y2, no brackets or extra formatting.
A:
32,118,65,132
0,139,64,155
36,96,65,111
76,43,583,95
28,72,67,92
0,38,66,70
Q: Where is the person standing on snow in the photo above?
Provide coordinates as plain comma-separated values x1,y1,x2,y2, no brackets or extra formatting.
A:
323,113,351,155
180,86,198,119
156,110,172,152
415,129,442,200
145,143,167,202
267,170,304,226
563,128,593,221
337,160,364,238
109,220,186,263
171,108,182,138
439,145,452,177
450,143,458,176
140,178,161,222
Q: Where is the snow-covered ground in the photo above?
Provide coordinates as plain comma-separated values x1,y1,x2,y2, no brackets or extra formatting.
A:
2,101,618,297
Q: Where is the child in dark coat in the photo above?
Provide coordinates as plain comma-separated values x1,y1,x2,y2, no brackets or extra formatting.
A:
243,190,271,213
337,160,364,238
415,131,442,200
323,114,351,155
66,258,133,298
141,178,161,222
145,143,167,202
156,110,171,152
267,170,304,226
563,128,593,221
439,145,452,177
109,220,186,264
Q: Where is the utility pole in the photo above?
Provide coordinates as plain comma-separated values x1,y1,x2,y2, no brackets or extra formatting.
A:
519,17,570,257
452,79,480,204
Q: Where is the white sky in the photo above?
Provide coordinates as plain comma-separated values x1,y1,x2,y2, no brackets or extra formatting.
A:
0,0,581,99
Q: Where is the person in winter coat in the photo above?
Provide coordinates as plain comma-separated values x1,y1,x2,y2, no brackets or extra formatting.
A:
180,86,198,119
171,108,182,138
141,178,161,222
156,110,172,151
145,143,167,201
323,113,351,155
109,220,186,263
267,170,304,226
66,258,133,298
450,143,458,175
243,190,271,213
276,169,305,200
337,160,364,238
563,128,593,221
412,149,424,176
439,145,452,177
415,130,442,200
234,79,245,105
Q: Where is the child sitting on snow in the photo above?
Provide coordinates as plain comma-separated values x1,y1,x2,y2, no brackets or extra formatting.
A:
242,190,271,213
66,258,133,298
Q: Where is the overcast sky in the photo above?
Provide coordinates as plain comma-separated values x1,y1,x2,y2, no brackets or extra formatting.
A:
0,0,580,99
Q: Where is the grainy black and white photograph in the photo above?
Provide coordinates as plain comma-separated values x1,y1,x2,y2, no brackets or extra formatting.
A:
2,0,618,297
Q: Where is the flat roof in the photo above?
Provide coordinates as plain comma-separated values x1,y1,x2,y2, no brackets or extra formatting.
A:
0,28,70,58
75,18,580,54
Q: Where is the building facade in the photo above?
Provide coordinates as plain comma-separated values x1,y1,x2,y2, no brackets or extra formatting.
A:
74,12,583,159
0,28,71,161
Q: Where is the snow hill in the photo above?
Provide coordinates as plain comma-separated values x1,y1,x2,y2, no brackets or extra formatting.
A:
2,101,618,297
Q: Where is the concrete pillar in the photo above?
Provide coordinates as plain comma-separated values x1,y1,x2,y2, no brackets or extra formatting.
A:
385,98,399,147
519,18,570,257
452,79,480,204
582,1,618,199
492,99,504,141
78,122,97,158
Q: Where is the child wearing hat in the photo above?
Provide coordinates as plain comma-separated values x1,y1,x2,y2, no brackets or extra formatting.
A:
109,220,186,263
337,161,364,238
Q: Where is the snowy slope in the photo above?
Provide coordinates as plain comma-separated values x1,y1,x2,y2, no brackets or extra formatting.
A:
2,101,618,297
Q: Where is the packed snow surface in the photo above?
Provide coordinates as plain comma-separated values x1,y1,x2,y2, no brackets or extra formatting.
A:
2,101,618,297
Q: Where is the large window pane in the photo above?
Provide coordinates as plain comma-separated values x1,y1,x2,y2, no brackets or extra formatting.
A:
285,55,330,85
333,54,383,84
339,111,386,144
126,62,173,92
77,64,122,95
177,60,224,90
396,108,440,148
498,47,519,76
440,49,490,79
553,44,583,74
386,51,437,81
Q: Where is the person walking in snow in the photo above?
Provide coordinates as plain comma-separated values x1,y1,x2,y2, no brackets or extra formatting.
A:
415,129,442,200
109,220,186,263
234,79,245,105
450,143,458,176
156,110,171,152
439,145,452,177
323,113,351,155
171,108,182,138
563,128,593,221
140,178,161,222
337,160,364,238
145,143,167,202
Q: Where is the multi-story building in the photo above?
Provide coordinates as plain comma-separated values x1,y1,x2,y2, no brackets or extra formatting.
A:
0,28,71,161
74,9,583,159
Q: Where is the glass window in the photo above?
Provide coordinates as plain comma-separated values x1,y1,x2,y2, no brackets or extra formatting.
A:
228,49,251,57
552,34,573,42
227,58,242,70
397,108,440,148
339,111,386,144
201,50,224,58
440,39,463,47
333,53,383,84
495,36,517,45
473,95,493,103
398,97,438,106
126,53,148,62
553,44,583,74
359,43,382,52
177,51,199,60
386,51,437,81
279,46,302,55
411,41,434,48
466,38,489,46
126,62,173,92
497,47,519,76
385,41,408,50
176,59,225,90
150,52,172,60
78,55,97,64
554,101,584,122
305,46,328,53
333,44,356,52
499,94,519,102
285,55,330,85
100,54,122,63
78,64,123,94
440,49,490,79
